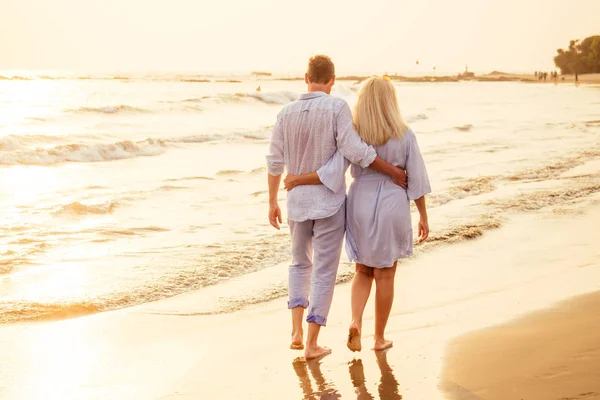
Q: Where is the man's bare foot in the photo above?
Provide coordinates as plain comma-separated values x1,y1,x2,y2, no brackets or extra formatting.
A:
305,345,332,360
347,324,362,352
290,330,304,350
373,338,393,351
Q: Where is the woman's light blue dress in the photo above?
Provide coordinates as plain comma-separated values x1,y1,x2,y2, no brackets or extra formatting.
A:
317,129,431,268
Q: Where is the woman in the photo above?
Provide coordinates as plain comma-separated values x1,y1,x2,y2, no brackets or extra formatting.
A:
284,76,431,352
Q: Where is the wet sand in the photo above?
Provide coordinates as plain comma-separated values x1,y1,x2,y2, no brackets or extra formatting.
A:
0,196,599,399
443,292,600,400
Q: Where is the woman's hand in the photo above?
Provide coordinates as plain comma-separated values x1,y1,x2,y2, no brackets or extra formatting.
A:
284,172,322,191
283,174,299,191
417,218,429,243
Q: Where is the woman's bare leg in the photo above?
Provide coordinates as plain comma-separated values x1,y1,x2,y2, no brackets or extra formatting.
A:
348,263,374,351
373,262,397,351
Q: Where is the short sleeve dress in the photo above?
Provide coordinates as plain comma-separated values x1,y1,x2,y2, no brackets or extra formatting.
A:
318,129,431,268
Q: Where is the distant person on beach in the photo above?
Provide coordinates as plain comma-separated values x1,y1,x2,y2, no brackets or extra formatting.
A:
285,76,431,352
576,72,580,86
266,55,407,359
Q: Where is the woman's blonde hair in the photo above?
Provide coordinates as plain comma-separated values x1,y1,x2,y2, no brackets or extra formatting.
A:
353,76,409,145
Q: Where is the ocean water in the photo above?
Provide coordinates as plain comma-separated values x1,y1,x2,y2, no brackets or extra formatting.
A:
1,73,599,324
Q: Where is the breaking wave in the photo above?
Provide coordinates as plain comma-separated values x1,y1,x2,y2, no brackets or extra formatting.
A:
0,231,293,324
0,139,167,165
0,301,102,324
0,129,270,165
164,176,215,182
54,201,119,216
168,130,269,144
180,78,211,83
0,134,79,151
0,241,51,274
406,113,429,123
182,90,299,106
158,185,188,191
454,124,474,132
428,177,497,207
68,105,149,114
0,75,32,81
97,226,170,236
243,91,299,105
487,185,600,212
216,169,245,175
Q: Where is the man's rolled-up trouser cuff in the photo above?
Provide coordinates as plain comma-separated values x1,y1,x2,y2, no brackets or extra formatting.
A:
288,298,309,309
306,314,327,326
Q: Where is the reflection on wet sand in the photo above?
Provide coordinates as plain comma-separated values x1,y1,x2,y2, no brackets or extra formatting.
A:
375,351,402,400
349,359,375,400
349,351,402,400
292,350,401,399
292,357,341,399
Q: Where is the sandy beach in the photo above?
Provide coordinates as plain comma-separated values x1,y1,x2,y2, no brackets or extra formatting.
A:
443,292,600,400
2,0,600,398
1,185,599,399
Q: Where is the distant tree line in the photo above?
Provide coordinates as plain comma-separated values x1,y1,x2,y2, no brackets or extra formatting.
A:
554,35,600,74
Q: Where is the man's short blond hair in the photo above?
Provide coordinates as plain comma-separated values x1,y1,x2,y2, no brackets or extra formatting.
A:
307,55,335,84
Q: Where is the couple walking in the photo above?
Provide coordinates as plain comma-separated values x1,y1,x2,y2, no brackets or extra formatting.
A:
266,55,431,359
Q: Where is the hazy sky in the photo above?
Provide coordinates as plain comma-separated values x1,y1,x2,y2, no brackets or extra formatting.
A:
1,0,598,74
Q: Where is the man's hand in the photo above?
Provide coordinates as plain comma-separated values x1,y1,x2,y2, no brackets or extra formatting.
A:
267,174,283,229
269,203,283,230
367,157,407,189
417,217,429,243
392,167,407,189
283,174,299,191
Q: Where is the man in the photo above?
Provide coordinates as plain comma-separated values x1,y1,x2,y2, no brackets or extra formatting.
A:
266,55,406,359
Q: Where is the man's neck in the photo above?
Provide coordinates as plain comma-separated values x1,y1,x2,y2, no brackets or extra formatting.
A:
307,84,330,94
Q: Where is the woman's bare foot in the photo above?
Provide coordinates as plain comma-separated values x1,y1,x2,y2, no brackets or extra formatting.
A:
373,338,393,351
305,345,332,360
290,329,304,350
347,324,362,352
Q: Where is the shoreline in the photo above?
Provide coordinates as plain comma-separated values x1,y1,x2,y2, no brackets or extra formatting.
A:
3,71,598,85
3,109,599,326
277,72,600,84
1,192,599,399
